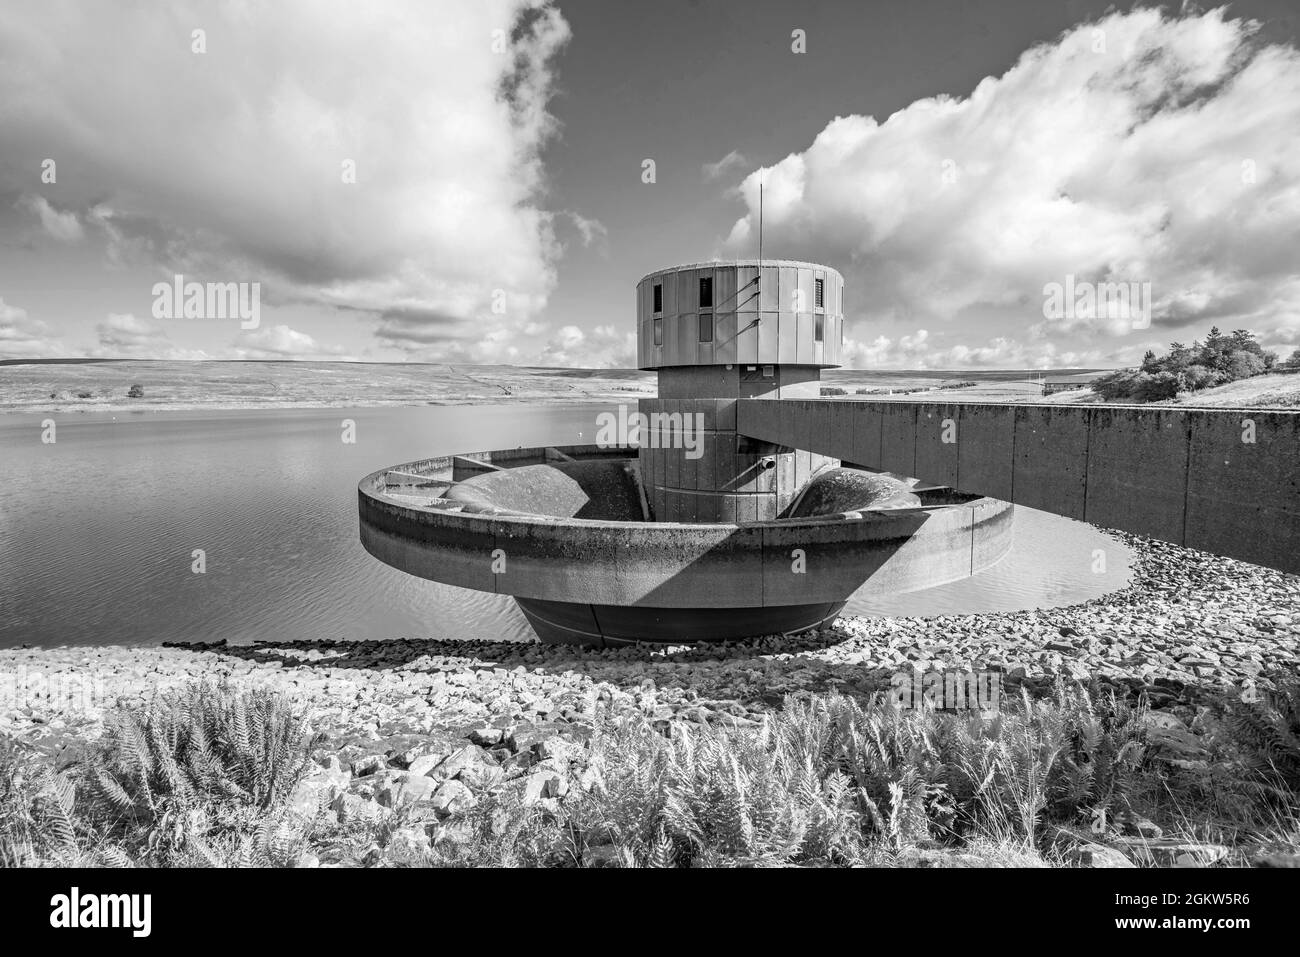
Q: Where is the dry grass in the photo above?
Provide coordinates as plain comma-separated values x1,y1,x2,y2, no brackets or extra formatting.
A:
0,359,654,414
4,678,1299,868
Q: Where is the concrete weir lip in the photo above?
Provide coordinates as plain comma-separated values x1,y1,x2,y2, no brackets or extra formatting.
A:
358,443,1015,647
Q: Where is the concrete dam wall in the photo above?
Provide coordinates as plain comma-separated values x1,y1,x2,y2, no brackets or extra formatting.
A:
736,399,1300,575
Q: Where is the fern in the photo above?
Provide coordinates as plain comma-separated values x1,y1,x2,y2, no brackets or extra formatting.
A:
75,682,320,865
1216,675,1300,790
0,737,86,866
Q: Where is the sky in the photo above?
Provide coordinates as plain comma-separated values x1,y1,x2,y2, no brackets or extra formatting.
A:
0,0,1298,369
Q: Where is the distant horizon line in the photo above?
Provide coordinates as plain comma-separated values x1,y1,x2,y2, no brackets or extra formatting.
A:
0,356,1120,375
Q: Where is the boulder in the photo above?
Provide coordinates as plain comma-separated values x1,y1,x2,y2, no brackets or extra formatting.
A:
351,753,387,777
535,735,587,763
1066,843,1137,868
500,750,536,774
1131,818,1163,839
1143,718,1206,761
286,757,351,819
1140,711,1186,732
408,751,449,777
521,768,567,806
507,721,583,754
431,779,477,815
332,792,392,825
468,727,504,747
1115,838,1228,867
386,825,432,859
437,744,498,780
376,773,439,809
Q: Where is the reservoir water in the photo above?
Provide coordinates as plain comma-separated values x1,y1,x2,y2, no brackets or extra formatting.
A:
0,405,1131,648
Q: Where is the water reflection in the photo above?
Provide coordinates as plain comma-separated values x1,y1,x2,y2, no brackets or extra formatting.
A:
0,405,1130,648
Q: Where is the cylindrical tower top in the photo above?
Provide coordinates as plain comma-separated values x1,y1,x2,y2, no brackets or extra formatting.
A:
636,260,844,371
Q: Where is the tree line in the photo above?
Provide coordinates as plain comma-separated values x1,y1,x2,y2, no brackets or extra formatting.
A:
1093,328,1298,401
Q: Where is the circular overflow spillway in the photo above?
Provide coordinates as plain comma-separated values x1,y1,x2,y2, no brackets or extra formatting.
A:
358,260,1015,646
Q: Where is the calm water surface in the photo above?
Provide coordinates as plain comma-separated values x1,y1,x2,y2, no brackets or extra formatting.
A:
0,405,1131,648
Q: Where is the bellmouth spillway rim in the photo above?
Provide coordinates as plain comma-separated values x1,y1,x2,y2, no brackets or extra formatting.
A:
358,459,1003,532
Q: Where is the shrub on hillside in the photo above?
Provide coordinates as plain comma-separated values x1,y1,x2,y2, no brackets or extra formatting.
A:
1092,370,1138,400
1092,370,1179,402
1224,352,1266,380
1178,364,1222,391
1140,326,1277,391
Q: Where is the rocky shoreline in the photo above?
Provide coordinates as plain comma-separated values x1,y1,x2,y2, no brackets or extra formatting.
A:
2,527,1298,864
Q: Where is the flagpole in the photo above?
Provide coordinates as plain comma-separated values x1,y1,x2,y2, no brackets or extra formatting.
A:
758,179,763,312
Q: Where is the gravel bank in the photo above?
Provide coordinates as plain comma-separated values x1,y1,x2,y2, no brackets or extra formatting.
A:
3,528,1297,758
3,528,1297,867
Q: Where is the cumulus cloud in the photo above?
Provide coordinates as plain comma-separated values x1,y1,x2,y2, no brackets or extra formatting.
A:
93,313,209,360
0,296,65,358
0,0,572,358
16,194,83,242
844,329,1101,371
90,313,347,360
722,8,1300,368
231,324,349,360
538,323,635,367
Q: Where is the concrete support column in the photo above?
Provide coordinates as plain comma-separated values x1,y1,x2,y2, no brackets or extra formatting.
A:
639,365,835,522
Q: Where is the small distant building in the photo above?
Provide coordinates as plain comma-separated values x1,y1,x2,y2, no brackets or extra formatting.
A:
1041,372,1106,395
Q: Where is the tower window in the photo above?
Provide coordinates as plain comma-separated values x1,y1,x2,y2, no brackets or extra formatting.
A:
653,283,663,314
699,313,713,343
653,318,663,346
814,314,824,342
814,278,824,309
699,276,712,308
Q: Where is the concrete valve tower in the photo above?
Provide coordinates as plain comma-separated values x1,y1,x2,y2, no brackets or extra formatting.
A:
636,260,844,523
358,259,1013,646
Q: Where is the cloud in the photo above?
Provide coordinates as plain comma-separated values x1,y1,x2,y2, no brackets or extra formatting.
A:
538,323,635,367
703,150,748,181
0,0,572,358
230,324,349,360
563,211,608,250
16,194,83,242
93,312,209,360
722,8,1300,368
0,296,65,358
843,328,1100,370
91,313,345,360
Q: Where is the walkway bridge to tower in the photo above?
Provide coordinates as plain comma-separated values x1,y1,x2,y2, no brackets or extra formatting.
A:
737,399,1300,575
